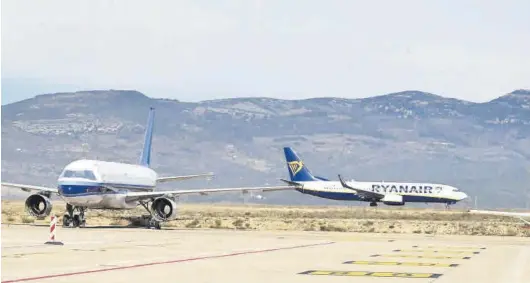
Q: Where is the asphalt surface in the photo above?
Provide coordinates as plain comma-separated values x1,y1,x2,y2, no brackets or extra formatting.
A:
2,224,529,283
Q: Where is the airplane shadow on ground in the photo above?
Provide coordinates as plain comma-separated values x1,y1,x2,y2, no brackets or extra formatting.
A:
3,221,189,231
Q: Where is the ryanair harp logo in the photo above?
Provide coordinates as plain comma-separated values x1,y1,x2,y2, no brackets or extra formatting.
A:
288,161,304,176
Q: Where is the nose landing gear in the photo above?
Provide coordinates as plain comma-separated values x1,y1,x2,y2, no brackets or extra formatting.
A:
62,204,86,228
445,201,456,210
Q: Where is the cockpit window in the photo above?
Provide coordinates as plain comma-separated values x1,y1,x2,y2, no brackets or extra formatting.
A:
452,188,459,192
62,170,97,180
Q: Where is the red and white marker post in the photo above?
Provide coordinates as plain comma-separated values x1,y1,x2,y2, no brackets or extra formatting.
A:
44,215,64,245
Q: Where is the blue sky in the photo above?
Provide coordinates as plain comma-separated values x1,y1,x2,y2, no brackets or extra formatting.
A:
2,0,529,105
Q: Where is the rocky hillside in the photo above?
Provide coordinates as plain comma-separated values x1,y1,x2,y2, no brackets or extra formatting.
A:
2,89,530,209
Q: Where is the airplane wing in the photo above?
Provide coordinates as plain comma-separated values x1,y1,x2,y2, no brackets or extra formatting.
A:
337,175,385,200
124,185,294,202
156,173,214,183
1,182,59,194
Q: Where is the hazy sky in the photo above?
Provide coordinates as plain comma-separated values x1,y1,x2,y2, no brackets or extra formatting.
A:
2,0,529,104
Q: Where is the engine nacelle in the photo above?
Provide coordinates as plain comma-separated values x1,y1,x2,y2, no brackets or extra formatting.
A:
151,197,178,222
25,194,53,218
381,194,405,206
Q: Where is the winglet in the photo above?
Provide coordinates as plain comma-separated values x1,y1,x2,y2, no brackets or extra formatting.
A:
139,107,155,167
338,174,356,191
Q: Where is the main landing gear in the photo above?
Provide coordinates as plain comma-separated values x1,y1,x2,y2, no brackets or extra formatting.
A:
139,200,161,230
62,203,87,228
369,201,378,207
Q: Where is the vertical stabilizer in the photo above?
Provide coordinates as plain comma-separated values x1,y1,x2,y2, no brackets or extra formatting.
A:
283,147,318,182
139,107,155,167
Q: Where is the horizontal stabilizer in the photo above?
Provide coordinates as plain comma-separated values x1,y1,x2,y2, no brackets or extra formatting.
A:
157,173,214,183
280,179,303,187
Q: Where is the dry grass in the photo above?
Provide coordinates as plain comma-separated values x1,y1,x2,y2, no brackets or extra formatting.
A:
2,200,529,237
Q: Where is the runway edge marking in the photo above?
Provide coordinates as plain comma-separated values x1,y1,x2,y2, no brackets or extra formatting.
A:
1,241,335,283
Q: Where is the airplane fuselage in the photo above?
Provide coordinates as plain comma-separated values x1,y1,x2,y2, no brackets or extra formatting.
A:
295,180,467,204
57,159,157,209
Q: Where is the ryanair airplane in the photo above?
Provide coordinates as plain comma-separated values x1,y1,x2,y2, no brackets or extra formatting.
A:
281,147,468,207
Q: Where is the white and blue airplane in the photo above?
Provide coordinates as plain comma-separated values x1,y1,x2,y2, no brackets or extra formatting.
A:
280,147,468,207
1,108,293,229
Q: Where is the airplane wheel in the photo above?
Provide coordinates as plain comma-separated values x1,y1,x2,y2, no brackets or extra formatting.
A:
72,215,81,227
369,202,377,207
63,215,72,227
147,219,161,230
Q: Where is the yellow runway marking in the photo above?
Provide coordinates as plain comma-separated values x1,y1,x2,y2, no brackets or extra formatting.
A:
412,245,486,250
343,260,458,267
300,270,442,278
394,249,480,254
372,254,471,260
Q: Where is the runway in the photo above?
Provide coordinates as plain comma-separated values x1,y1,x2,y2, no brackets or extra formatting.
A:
2,224,529,283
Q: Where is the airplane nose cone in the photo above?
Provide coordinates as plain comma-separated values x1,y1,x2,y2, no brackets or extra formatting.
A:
458,192,468,200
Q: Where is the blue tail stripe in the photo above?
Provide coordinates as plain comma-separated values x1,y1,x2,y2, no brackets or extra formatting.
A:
283,147,318,182
139,107,155,167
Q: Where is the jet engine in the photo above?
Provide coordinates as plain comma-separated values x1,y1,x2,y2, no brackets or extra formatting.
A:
151,197,178,221
25,194,53,218
381,194,405,206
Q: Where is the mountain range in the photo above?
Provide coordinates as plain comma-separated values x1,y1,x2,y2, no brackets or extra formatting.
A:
2,89,530,209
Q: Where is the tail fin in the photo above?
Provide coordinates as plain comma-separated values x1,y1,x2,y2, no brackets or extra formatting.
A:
283,147,318,182
139,107,155,167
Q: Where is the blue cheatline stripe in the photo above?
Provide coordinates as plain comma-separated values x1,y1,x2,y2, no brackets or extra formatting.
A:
59,185,107,196
58,183,154,197
402,194,458,203
297,188,363,201
297,188,459,203
58,181,154,189
62,192,115,197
